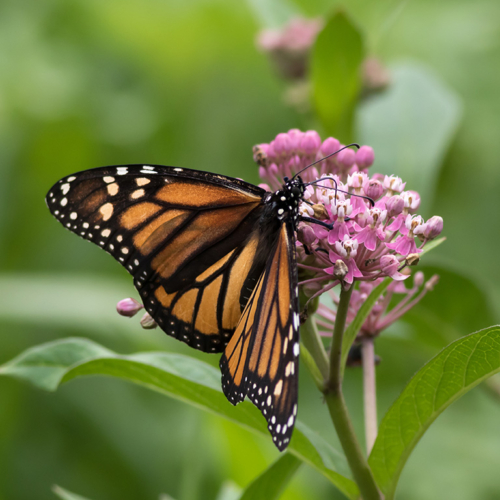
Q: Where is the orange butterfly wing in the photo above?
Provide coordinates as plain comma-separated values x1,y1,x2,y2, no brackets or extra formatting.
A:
46,165,267,352
220,223,300,450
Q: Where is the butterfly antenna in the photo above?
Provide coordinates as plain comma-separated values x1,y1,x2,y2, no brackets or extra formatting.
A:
306,177,375,207
291,143,360,180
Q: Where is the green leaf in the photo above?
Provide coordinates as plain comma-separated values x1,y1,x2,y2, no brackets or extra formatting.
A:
311,11,365,142
369,326,500,498
52,485,93,500
341,279,391,376
239,453,301,500
1,338,359,500
357,62,462,209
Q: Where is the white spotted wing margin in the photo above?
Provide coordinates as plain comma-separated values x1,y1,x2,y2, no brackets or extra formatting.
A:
220,223,300,451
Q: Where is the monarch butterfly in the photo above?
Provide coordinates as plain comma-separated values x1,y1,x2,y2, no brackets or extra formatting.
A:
45,149,356,450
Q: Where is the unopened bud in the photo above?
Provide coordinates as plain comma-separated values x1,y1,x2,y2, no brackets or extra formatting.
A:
423,216,443,240
334,259,348,280
337,148,356,169
425,274,440,291
140,312,158,329
380,254,399,276
320,137,341,157
386,195,404,218
300,130,321,154
116,298,143,318
414,271,425,287
363,179,383,200
406,253,420,266
355,145,375,168
297,223,316,246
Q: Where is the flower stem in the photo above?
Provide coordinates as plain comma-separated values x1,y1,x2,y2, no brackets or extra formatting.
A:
362,336,378,454
300,317,329,381
324,285,382,500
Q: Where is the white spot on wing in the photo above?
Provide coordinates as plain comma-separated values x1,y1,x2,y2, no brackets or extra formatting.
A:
67,176,77,182
70,212,77,220
99,203,114,221
103,176,115,183
61,183,70,195
60,198,68,206
107,183,119,196
131,189,145,199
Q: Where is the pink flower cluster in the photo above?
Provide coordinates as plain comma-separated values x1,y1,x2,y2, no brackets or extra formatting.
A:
255,129,443,304
256,18,323,80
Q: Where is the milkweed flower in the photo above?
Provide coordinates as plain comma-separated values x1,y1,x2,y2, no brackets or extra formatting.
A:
255,129,443,338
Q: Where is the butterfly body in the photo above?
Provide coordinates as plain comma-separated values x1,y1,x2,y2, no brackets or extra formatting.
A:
46,164,305,450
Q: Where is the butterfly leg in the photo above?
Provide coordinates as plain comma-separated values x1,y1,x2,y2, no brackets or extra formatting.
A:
298,216,334,231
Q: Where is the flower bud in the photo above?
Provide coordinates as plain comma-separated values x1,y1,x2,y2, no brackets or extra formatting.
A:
297,223,317,246
116,298,143,318
355,146,374,168
140,312,158,329
320,137,340,157
380,255,399,276
300,130,321,154
414,271,425,287
380,255,408,281
337,148,356,169
258,182,271,191
386,195,404,218
423,216,443,240
272,133,291,157
425,274,440,291
363,179,384,200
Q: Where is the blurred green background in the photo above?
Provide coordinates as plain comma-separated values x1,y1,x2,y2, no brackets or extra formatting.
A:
1,0,499,499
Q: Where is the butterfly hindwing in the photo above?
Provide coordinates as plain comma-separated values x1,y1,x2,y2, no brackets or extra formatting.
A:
46,164,267,352
220,222,300,450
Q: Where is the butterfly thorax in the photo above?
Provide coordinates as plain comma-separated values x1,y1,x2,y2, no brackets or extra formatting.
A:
260,176,305,233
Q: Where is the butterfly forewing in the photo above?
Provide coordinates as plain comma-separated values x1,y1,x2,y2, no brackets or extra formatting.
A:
46,165,266,352
220,223,300,450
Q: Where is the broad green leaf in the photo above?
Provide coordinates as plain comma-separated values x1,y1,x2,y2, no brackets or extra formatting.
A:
239,453,301,500
311,11,364,142
369,326,500,498
1,338,359,499
357,63,462,210
341,279,391,376
52,485,92,500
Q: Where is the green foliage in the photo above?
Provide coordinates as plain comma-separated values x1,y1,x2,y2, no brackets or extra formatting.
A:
357,63,462,209
340,279,390,377
0,338,359,500
311,11,364,142
239,454,301,500
370,326,500,498
1,0,500,498
53,485,92,500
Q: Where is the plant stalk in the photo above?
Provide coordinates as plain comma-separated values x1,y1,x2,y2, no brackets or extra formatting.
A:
324,285,382,500
362,336,378,454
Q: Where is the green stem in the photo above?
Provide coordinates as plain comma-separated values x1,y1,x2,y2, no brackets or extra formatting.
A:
324,285,382,500
300,316,329,381
362,337,378,454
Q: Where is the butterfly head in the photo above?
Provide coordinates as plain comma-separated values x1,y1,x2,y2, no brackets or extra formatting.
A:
267,176,305,225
